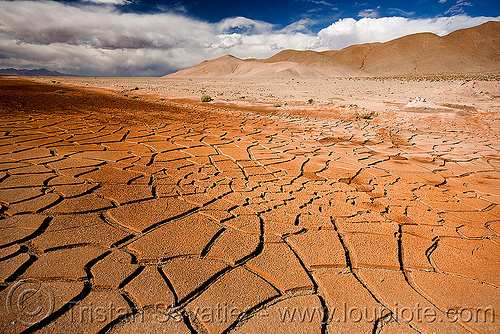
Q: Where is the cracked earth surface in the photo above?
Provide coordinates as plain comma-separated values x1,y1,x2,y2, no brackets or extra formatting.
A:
0,77,499,333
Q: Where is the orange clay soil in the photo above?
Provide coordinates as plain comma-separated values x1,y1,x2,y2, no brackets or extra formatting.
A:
0,77,499,334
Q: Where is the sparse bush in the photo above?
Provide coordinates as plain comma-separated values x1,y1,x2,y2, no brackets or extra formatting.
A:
201,95,212,102
129,95,139,99
357,110,374,119
54,90,65,94
307,98,314,104
273,103,282,108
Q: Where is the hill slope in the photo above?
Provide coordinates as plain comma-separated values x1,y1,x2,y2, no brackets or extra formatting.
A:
166,52,365,78
164,21,500,78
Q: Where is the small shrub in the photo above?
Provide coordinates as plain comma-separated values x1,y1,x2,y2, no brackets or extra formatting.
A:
307,98,314,104
357,110,374,119
273,103,282,108
201,95,212,102
54,90,65,94
129,95,139,99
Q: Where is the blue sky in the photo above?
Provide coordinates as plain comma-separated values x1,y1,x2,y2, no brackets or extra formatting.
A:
0,0,498,76
59,0,498,26
54,0,499,30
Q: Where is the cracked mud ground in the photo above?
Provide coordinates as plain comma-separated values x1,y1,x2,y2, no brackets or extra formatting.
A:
0,77,499,334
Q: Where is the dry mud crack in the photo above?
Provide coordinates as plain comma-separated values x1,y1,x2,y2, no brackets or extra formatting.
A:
0,77,499,333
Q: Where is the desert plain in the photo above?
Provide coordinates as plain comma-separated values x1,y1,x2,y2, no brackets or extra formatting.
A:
0,74,499,334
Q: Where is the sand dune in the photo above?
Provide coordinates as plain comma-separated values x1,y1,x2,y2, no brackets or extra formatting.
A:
262,50,366,76
165,21,500,78
166,53,364,78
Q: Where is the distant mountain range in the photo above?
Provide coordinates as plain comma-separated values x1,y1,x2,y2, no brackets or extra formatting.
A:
165,21,500,78
0,68,72,76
